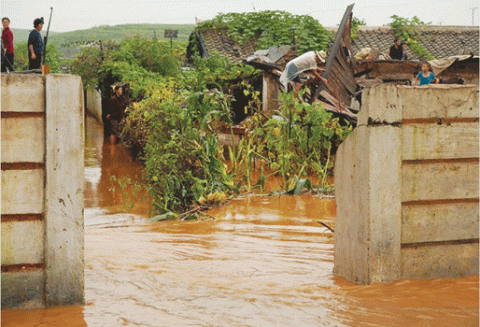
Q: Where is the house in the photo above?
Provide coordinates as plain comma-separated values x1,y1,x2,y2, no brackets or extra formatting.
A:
351,25,479,84
186,28,258,64
352,25,479,60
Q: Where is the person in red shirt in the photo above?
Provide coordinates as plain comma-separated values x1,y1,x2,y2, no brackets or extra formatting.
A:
1,17,14,72
106,85,127,144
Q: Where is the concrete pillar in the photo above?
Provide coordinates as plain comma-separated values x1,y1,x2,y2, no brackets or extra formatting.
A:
86,88,102,122
334,85,402,284
45,74,85,306
1,74,84,308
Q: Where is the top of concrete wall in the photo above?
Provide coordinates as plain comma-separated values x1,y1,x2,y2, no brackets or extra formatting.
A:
1,74,45,113
359,84,479,126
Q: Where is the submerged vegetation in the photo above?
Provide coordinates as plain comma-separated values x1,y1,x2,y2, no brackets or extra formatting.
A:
70,11,352,218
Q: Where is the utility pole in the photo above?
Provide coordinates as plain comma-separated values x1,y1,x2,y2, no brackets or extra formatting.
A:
470,6,479,25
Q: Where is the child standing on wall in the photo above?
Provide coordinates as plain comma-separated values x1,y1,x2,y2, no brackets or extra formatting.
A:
414,62,438,86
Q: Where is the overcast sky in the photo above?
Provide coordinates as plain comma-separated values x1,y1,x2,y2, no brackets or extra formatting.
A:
2,0,479,32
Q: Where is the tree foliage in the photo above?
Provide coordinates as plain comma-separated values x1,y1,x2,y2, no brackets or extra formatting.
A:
69,33,350,216
13,42,65,73
351,17,366,41
389,15,435,60
198,11,332,54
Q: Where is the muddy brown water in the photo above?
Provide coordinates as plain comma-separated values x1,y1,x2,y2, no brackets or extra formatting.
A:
2,116,478,326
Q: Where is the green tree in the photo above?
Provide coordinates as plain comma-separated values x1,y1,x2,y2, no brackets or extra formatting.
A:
351,17,366,41
389,15,435,60
13,42,65,73
198,11,331,54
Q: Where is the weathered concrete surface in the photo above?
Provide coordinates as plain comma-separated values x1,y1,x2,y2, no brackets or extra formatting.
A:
86,88,102,122
402,161,479,202
1,117,45,163
334,84,479,284
1,271,45,309
1,169,44,215
1,73,85,309
334,124,402,284
1,221,45,265
45,74,85,307
402,242,479,279
402,202,479,244
1,74,45,112
402,123,479,160
398,85,479,119
334,126,370,284
359,84,402,126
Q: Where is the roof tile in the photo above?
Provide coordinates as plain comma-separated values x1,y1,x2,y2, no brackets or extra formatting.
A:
198,28,257,63
352,26,479,60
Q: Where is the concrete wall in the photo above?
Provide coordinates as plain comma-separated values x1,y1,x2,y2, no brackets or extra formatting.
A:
334,84,479,284
1,74,85,308
85,88,102,122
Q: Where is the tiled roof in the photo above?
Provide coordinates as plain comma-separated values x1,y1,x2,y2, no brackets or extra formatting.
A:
351,26,479,60
197,28,257,64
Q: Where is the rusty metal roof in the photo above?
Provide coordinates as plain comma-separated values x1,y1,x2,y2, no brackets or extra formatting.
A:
351,25,479,60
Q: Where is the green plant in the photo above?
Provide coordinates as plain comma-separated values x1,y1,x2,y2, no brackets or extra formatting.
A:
197,11,331,54
69,40,120,89
351,17,366,41
13,42,66,73
140,93,235,214
389,15,435,60
230,89,352,192
109,175,146,210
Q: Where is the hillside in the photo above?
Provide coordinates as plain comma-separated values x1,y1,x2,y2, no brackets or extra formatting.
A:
12,24,194,46
11,29,59,46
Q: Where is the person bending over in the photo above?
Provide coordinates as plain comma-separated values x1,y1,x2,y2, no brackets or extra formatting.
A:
279,50,327,91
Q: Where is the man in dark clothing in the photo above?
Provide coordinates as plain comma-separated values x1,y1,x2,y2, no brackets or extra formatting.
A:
387,37,403,60
106,85,126,144
28,18,44,70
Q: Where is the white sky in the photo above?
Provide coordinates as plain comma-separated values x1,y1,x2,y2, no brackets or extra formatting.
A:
1,0,479,33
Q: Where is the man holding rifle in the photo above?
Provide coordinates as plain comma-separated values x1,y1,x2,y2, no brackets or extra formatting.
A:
28,18,44,70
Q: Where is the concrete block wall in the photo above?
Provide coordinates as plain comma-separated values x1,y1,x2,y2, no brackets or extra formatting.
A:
334,84,479,284
1,74,85,308
86,88,102,122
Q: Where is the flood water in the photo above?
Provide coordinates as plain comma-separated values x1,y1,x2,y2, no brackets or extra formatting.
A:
2,116,478,326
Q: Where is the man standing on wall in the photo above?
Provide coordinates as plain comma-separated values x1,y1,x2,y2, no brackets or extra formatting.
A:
386,37,404,60
1,17,14,72
28,18,44,70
